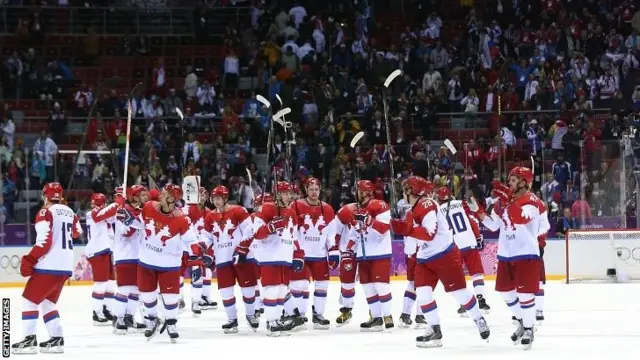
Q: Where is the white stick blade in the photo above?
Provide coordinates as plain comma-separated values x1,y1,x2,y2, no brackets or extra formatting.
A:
273,107,292,120
531,156,535,174
444,139,458,155
175,107,184,120
384,69,402,88
350,131,365,148
275,94,283,105
246,168,253,186
256,95,271,108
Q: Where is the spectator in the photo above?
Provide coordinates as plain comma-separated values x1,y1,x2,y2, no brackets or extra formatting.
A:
182,133,201,166
184,66,198,99
197,80,216,113
32,131,58,182
223,49,240,89
555,207,577,237
2,115,15,152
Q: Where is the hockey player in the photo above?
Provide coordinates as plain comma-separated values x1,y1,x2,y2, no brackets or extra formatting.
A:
333,201,358,326
12,182,82,354
436,187,491,315
204,185,259,333
247,193,274,316
182,186,215,316
536,229,547,323
346,180,394,331
391,176,490,348
252,181,305,336
85,193,118,325
289,177,336,329
467,167,549,350
112,185,147,334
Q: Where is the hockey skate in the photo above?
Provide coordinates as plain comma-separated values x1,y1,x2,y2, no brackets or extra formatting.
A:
398,313,413,328
266,320,291,337
521,328,534,350
384,315,394,329
113,317,128,335
144,316,163,341
474,317,490,341
510,319,525,344
283,309,306,332
178,298,186,312
246,314,260,332
93,311,110,326
199,296,218,310
360,317,384,332
39,337,65,354
222,319,239,334
456,305,468,318
336,307,352,327
103,305,114,321
414,315,427,329
124,314,147,333
160,319,179,343
312,306,330,330
416,325,443,348
477,295,491,313
11,335,37,354
191,301,202,317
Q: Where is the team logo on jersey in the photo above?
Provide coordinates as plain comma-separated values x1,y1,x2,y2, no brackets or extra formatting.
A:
145,219,172,245
300,214,327,235
212,218,235,239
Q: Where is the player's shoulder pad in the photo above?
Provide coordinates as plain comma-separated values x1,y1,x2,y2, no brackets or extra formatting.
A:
36,207,53,223
413,198,437,219
368,199,390,215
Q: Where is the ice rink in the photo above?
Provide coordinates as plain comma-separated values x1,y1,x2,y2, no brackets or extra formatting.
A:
1,280,638,358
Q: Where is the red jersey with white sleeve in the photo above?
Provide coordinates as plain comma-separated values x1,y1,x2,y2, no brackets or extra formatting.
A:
182,204,209,245
113,204,143,264
85,203,118,258
253,203,298,266
438,199,482,251
409,198,454,263
203,205,253,268
481,192,544,261
32,204,81,276
347,199,391,260
135,201,198,270
333,203,357,252
290,199,336,261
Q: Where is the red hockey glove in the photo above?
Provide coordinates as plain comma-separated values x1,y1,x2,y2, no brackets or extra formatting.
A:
233,242,250,264
328,246,340,270
292,249,305,272
268,216,286,234
353,210,372,233
190,242,205,257
464,197,486,218
20,255,37,277
340,250,356,272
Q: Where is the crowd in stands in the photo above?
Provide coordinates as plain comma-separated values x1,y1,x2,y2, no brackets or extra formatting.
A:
1,0,640,233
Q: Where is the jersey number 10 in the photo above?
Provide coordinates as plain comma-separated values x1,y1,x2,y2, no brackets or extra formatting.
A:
61,222,74,249
446,212,467,235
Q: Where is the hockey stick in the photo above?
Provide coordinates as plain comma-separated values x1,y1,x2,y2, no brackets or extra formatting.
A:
271,108,291,213
121,82,144,191
443,139,458,223
382,70,402,215
350,131,366,258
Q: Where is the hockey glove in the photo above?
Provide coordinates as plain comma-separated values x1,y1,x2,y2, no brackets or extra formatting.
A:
268,216,286,234
353,210,372,233
464,196,486,218
191,266,203,283
116,207,135,226
202,254,215,267
476,235,485,250
233,244,250,264
190,242,206,257
20,255,37,277
340,250,356,272
328,246,340,270
292,249,305,272
539,247,544,258
186,255,203,267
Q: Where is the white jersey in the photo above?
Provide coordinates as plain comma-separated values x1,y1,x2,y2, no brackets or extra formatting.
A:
203,205,253,269
438,199,480,251
291,200,336,261
84,204,118,258
113,216,142,264
33,204,81,276
409,198,454,262
252,203,297,265
347,199,392,260
247,214,260,263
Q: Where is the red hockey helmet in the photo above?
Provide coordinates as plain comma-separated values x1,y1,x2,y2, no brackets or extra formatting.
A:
43,182,64,201
509,166,534,187
424,180,435,196
356,180,375,194
114,186,123,196
405,176,427,196
164,183,183,201
210,185,229,198
91,193,107,207
275,181,292,193
436,186,451,201
148,188,160,201
305,177,321,189
127,185,147,200
254,193,275,207
491,180,512,201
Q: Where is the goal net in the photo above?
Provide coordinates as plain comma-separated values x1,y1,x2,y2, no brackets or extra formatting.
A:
565,229,640,283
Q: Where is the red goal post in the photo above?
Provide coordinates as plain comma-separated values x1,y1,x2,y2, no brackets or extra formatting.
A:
565,229,640,283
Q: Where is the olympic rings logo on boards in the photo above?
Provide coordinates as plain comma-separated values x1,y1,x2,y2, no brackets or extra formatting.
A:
0,255,21,274
616,247,640,264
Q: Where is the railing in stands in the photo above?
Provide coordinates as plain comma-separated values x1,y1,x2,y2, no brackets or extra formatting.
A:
0,5,249,36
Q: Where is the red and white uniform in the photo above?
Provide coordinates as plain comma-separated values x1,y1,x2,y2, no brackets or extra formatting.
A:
291,199,336,261
203,205,253,269
113,205,143,267
183,204,209,239
334,203,358,307
85,203,118,258
439,200,484,275
253,203,298,267
32,205,81,277
347,199,392,261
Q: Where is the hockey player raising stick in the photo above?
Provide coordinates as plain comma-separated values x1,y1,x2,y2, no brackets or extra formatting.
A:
85,193,118,326
205,185,259,333
346,180,394,331
289,177,336,329
435,187,491,316
12,182,82,354
466,167,549,350
390,176,490,348
111,185,147,334
118,184,200,343
252,181,306,336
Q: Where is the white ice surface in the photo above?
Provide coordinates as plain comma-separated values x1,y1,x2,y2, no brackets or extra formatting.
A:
1,281,638,359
